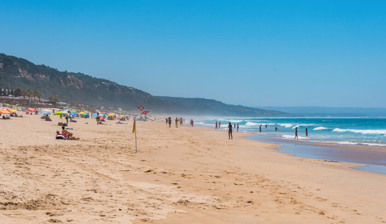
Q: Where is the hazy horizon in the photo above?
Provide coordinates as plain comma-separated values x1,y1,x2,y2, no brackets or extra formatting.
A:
1,0,385,108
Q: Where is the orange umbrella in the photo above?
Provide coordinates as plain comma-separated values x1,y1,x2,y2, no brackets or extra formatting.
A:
28,108,36,112
0,109,11,114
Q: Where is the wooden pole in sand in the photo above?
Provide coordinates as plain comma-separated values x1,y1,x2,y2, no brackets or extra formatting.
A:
134,118,137,153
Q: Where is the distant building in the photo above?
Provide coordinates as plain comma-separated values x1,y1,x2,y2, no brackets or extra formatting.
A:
0,88,14,96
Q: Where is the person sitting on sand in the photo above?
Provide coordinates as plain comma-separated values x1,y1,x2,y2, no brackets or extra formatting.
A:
61,126,79,140
61,126,73,138
56,131,66,140
45,115,52,121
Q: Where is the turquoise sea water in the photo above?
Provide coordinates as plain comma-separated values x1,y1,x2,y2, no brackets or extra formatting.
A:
195,118,386,146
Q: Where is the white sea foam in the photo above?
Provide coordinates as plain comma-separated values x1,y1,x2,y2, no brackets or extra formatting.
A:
281,135,309,140
229,120,243,123
333,128,386,136
291,124,314,129
313,127,328,131
336,141,386,146
278,123,293,128
245,121,259,126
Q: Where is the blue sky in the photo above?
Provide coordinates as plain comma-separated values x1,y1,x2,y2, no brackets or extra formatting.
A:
1,0,385,107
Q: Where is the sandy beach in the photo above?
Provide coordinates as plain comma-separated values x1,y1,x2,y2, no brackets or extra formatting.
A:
1,114,386,224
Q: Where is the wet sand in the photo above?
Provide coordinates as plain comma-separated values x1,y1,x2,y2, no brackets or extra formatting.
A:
1,114,386,223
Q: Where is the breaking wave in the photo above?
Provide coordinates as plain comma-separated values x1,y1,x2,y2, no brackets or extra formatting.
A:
333,128,386,136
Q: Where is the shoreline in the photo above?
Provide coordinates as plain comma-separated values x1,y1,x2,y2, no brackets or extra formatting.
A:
195,121,386,175
246,135,386,175
1,115,386,223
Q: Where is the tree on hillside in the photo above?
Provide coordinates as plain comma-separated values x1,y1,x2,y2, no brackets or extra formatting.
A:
48,95,59,103
14,88,22,97
26,89,33,100
36,90,43,100
21,90,27,99
32,89,43,100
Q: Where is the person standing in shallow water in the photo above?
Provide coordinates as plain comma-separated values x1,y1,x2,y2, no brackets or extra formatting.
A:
237,123,239,132
228,122,233,140
168,117,171,128
215,122,218,129
259,125,262,133
294,127,298,139
305,128,308,137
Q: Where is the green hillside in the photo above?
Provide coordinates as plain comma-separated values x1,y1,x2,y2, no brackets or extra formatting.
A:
0,53,290,116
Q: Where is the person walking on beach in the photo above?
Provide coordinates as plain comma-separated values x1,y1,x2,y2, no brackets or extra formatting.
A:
305,128,308,137
219,122,221,128
190,119,194,127
259,125,262,133
168,117,171,128
294,127,298,139
228,122,233,140
175,117,178,128
215,122,218,129
65,115,69,125
166,118,168,125
237,123,239,132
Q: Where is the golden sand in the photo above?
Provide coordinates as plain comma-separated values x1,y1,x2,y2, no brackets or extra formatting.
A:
0,114,386,223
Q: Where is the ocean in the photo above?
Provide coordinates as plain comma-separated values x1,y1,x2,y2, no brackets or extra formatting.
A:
194,117,386,146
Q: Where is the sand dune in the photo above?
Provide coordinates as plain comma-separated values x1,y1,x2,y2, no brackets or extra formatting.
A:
0,115,385,223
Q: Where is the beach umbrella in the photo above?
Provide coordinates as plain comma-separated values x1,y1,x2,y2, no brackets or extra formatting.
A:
10,109,18,113
141,111,150,116
0,109,11,114
54,111,68,116
70,112,79,117
28,108,36,112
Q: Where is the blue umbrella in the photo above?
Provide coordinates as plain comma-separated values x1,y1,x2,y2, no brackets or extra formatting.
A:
70,112,79,117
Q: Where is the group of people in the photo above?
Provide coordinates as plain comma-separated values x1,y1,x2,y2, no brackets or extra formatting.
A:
294,127,308,139
56,126,79,140
165,117,194,128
